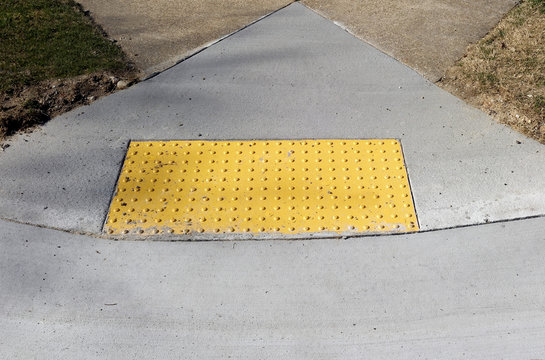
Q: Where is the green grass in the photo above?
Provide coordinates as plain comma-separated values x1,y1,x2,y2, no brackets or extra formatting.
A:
479,45,495,60
530,0,545,12
534,95,545,111
476,72,499,87
0,0,128,92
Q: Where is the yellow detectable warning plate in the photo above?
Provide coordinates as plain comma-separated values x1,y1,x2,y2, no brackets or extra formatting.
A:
105,140,418,238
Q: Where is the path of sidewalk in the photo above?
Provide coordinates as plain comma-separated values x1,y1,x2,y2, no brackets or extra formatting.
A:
2,216,545,358
1,3,543,237
78,0,518,80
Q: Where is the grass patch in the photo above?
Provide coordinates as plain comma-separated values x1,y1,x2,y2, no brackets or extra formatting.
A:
440,0,545,143
534,95,545,111
476,72,499,86
0,0,129,92
0,0,138,139
530,0,545,12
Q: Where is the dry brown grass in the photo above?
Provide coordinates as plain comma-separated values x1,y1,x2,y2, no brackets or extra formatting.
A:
439,0,545,143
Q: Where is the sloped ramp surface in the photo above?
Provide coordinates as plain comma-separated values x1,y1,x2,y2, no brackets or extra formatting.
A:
0,3,543,236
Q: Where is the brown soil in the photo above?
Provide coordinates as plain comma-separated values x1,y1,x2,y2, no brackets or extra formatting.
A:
0,69,139,142
77,0,292,76
439,0,545,144
302,0,518,81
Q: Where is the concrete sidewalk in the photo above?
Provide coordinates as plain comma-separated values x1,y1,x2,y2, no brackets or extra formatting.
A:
78,0,292,76
0,3,543,237
2,3,545,357
2,216,545,358
302,0,519,80
78,0,518,80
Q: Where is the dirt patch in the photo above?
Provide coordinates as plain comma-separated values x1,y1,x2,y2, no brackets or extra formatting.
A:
0,0,141,142
0,70,138,141
439,0,545,144
77,0,293,76
302,0,518,81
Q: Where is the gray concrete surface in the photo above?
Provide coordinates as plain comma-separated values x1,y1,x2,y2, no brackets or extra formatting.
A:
0,3,544,236
302,0,519,81
77,0,292,76
2,216,545,358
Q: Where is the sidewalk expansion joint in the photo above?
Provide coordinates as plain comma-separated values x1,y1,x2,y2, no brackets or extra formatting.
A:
104,139,419,239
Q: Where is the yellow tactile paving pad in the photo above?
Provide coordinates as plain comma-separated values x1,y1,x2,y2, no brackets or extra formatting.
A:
105,140,418,237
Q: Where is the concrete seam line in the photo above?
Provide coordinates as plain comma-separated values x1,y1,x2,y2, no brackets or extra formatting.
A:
2,213,545,243
0,217,109,240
